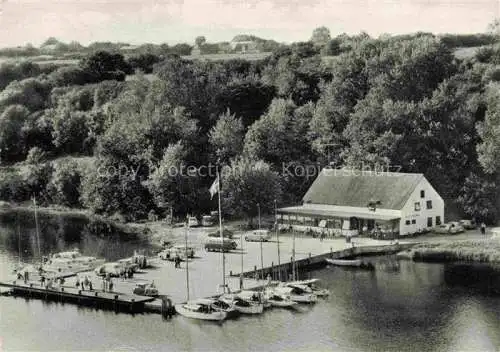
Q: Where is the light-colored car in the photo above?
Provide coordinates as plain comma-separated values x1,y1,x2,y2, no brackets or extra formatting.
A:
117,258,140,272
158,247,188,261
94,263,125,277
459,219,476,230
201,215,214,227
188,216,199,227
245,229,271,242
433,222,464,234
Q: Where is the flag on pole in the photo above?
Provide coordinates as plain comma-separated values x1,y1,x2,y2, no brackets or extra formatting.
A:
209,176,219,199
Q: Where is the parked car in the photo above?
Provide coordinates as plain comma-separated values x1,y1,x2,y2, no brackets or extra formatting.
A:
117,258,140,272
202,215,214,227
207,228,234,239
245,229,271,242
158,246,190,261
95,263,125,277
188,216,199,227
459,219,477,230
204,238,237,252
133,283,159,297
433,222,464,234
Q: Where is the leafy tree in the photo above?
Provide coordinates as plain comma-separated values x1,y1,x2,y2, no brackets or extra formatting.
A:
477,84,500,174
0,105,31,163
195,36,207,47
244,98,313,165
311,26,331,46
147,142,201,215
0,78,52,112
24,161,54,203
46,159,82,207
79,51,132,83
209,110,244,163
26,147,47,164
458,173,498,223
221,157,282,223
80,157,153,221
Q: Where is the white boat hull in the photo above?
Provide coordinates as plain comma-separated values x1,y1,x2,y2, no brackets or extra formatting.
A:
220,296,264,314
267,297,297,308
289,294,317,303
175,304,227,321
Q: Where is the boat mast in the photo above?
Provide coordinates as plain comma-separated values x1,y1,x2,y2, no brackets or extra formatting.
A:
185,218,190,301
17,213,21,267
33,195,42,266
275,199,281,281
292,227,296,281
240,231,244,290
217,164,226,294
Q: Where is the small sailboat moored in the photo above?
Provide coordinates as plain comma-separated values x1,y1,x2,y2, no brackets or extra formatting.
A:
220,294,264,314
274,284,318,304
286,279,330,297
175,302,227,321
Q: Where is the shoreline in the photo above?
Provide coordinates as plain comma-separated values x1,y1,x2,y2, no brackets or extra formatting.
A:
396,238,500,264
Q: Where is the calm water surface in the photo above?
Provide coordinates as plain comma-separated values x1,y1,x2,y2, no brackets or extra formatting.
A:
1,211,500,352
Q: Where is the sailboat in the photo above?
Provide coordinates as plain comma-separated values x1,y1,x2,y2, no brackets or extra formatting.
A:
175,219,228,321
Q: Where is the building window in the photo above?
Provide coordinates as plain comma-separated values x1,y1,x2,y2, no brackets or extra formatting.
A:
436,216,441,225
405,220,411,225
411,219,416,224
414,202,421,211
420,190,425,198
426,200,432,209
427,217,433,227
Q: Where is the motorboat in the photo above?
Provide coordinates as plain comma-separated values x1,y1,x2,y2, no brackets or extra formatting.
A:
325,258,375,270
194,298,238,318
286,279,330,297
175,301,227,321
238,290,272,309
219,294,264,314
264,291,298,308
44,250,105,273
274,284,318,304
133,283,159,297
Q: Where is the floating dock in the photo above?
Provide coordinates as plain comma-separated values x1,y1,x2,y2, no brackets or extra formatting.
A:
0,280,159,313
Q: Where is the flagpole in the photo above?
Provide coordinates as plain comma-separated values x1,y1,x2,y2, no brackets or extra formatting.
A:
217,164,226,294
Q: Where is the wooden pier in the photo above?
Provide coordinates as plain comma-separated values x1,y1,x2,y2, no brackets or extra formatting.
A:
0,280,157,313
234,242,417,280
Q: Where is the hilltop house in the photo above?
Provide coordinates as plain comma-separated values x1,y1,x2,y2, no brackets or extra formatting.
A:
277,169,444,238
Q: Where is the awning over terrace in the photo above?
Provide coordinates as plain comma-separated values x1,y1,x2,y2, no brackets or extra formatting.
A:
277,206,401,222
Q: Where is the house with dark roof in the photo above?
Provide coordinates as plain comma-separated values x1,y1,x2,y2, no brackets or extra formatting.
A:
277,168,444,238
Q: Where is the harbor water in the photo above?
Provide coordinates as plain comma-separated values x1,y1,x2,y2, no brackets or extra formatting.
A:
1,211,500,351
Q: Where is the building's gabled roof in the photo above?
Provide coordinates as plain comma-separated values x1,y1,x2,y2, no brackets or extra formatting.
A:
303,169,425,210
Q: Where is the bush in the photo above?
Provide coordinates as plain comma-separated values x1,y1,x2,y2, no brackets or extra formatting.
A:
26,147,48,164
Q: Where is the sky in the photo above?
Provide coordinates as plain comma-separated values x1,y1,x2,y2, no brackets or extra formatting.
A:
0,0,498,47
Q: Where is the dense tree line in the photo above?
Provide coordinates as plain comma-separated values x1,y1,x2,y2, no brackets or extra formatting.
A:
1,31,500,224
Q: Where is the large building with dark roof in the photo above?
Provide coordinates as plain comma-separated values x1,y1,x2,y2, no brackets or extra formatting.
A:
277,168,444,238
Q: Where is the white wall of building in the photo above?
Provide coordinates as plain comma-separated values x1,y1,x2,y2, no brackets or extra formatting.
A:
399,178,444,235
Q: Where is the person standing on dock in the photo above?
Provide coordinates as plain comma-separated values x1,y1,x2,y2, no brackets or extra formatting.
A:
75,276,80,289
88,280,93,291
108,279,114,292
481,222,486,235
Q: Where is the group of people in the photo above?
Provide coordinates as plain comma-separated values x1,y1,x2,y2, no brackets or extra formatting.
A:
75,276,93,291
